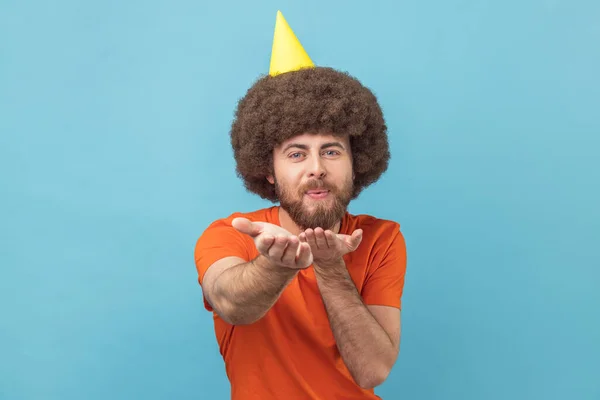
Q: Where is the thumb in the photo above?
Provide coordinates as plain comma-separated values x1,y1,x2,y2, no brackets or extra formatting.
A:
231,217,263,237
349,229,363,249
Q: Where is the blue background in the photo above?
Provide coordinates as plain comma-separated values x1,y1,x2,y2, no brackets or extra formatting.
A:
1,0,599,399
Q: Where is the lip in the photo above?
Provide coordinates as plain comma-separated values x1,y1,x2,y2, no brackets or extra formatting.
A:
305,190,330,199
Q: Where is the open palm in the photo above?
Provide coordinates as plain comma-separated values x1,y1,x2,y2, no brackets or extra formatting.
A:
231,217,313,269
298,227,363,265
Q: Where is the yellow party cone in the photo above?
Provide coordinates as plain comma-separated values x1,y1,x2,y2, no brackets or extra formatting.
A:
269,10,314,76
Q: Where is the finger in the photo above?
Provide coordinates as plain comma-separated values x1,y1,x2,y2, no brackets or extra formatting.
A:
295,242,313,268
255,234,275,254
281,236,300,265
305,229,318,249
350,229,363,249
231,218,263,237
268,235,289,261
324,230,337,247
298,232,307,243
296,239,305,257
314,227,328,248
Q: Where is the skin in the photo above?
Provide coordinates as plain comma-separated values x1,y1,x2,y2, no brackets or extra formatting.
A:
202,133,401,389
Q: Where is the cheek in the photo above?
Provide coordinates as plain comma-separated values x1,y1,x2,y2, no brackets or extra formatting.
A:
331,164,353,183
280,170,304,186
276,173,302,193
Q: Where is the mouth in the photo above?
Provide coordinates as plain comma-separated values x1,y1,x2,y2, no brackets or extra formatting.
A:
305,189,330,200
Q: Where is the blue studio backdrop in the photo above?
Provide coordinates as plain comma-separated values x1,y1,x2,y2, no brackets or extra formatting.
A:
1,0,599,399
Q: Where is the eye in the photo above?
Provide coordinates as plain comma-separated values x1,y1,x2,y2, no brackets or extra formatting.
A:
288,152,304,159
323,150,340,157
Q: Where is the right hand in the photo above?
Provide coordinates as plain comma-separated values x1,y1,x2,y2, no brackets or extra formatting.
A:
231,217,313,270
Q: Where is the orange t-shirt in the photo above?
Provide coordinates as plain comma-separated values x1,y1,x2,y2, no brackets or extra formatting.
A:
194,206,407,400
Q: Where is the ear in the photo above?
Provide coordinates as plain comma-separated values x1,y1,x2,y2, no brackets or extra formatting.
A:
266,175,275,184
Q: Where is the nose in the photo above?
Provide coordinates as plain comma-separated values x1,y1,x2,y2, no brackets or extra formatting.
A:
307,156,326,179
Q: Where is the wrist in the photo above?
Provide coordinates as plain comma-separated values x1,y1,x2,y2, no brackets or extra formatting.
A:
314,260,358,294
253,254,298,279
314,257,345,271
314,257,349,280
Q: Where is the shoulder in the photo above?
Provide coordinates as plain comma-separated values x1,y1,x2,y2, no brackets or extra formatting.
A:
344,212,405,256
345,212,402,239
203,206,276,230
195,207,274,253
194,208,273,277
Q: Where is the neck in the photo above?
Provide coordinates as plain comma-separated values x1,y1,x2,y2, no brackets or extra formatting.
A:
277,206,342,235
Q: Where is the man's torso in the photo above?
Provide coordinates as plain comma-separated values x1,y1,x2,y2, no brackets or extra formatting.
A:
197,206,402,399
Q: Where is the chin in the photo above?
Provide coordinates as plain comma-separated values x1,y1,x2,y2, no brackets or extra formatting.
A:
304,195,334,205
303,203,332,214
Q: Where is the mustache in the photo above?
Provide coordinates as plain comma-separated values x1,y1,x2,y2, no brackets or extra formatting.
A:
299,179,334,193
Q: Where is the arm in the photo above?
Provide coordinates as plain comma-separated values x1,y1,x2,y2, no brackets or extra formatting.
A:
299,226,406,389
314,258,400,389
199,218,313,325
202,254,297,325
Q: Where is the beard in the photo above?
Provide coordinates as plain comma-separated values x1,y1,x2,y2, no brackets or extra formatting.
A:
275,176,353,230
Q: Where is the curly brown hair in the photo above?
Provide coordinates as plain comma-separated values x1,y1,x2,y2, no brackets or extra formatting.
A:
229,66,390,202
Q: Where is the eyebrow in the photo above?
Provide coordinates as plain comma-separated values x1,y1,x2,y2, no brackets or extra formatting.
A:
281,141,346,153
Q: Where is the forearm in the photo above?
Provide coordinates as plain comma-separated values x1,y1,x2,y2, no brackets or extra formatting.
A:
212,255,297,325
315,259,396,389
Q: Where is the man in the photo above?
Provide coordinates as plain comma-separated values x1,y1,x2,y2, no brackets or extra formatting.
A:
194,11,407,399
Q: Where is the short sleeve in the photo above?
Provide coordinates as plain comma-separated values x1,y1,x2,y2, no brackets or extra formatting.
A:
194,220,252,311
361,229,407,309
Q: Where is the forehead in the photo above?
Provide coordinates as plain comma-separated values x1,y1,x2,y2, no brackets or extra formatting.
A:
277,133,350,149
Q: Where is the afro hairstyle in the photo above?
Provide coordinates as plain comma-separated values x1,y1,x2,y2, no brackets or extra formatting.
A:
229,66,390,202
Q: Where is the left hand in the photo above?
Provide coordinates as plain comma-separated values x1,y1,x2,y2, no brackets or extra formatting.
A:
298,227,363,266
